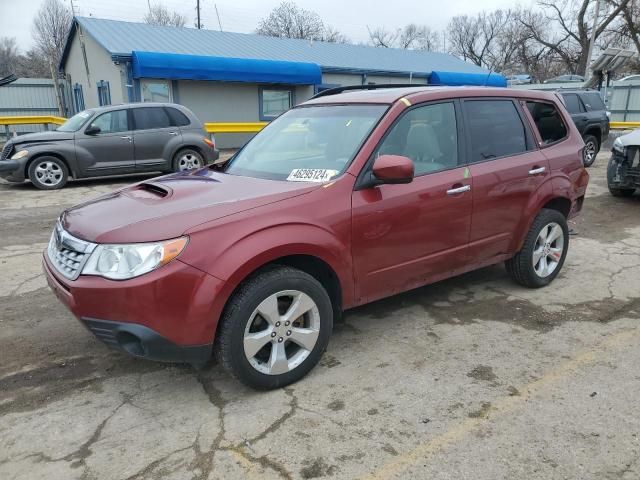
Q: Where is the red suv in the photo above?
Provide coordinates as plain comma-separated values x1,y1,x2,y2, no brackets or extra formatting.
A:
43,86,588,389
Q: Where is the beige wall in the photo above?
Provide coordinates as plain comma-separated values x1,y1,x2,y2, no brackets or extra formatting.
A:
64,26,126,109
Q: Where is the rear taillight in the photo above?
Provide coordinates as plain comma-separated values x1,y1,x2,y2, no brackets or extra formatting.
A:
203,137,215,149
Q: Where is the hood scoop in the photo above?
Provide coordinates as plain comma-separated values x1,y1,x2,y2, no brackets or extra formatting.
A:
124,182,172,200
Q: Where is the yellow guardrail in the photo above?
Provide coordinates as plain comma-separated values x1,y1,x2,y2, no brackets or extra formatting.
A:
0,115,66,126
204,122,267,134
610,121,640,130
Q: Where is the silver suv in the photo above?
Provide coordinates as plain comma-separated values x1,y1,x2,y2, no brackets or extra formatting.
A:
0,103,218,189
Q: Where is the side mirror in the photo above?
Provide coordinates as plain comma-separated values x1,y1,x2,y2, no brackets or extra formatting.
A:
85,125,101,135
371,154,414,185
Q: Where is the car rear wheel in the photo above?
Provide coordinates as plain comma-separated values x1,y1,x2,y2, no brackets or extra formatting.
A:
506,208,569,288
173,149,204,172
28,156,69,190
582,134,599,167
215,266,333,389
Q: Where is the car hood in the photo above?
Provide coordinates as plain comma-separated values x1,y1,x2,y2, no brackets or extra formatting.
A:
11,130,74,146
617,129,640,147
62,168,320,243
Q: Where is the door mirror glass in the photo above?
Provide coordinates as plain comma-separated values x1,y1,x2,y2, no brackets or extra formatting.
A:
85,125,101,135
372,154,414,184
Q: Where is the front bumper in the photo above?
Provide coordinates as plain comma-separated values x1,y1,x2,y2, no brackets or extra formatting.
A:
0,159,23,181
43,253,226,363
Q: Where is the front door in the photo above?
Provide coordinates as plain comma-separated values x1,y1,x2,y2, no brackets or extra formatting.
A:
351,101,472,304
132,106,180,171
462,98,550,261
75,109,134,177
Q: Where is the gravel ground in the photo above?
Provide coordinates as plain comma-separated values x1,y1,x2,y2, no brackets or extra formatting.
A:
0,152,639,480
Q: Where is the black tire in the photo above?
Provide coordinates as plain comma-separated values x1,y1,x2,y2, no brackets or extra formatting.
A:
607,157,635,197
215,266,333,389
172,148,204,172
506,208,569,288
582,134,599,167
27,156,69,190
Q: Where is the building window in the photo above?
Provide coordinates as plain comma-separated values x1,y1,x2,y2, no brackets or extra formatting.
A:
97,80,111,106
141,80,171,103
260,87,294,120
73,83,85,112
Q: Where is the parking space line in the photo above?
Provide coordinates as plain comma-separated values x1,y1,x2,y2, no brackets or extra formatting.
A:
361,327,639,480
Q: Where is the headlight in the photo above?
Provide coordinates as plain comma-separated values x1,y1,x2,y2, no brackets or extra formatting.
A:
10,149,29,160
612,137,625,154
82,236,188,280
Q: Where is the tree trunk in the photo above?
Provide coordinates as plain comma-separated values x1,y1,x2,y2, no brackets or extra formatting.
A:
49,60,64,117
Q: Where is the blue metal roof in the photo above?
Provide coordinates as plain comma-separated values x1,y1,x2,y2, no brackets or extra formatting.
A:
65,17,488,77
132,51,322,84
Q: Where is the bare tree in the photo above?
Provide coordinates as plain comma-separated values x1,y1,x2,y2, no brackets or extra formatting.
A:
617,0,640,54
0,37,19,77
519,0,630,75
32,0,72,115
256,1,348,43
144,2,186,28
368,24,440,51
256,1,324,40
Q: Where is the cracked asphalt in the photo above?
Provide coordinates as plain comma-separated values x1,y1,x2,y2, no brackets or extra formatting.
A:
1,152,639,480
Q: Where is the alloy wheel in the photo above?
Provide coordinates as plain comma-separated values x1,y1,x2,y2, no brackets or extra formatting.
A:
532,222,564,278
177,153,202,171
584,141,596,165
34,161,63,187
243,290,321,375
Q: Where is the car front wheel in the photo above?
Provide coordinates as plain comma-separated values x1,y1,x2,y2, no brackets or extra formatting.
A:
215,266,333,389
28,156,69,190
506,208,569,288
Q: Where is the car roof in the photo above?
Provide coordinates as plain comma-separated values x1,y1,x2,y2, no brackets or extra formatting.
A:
87,102,185,113
301,86,561,106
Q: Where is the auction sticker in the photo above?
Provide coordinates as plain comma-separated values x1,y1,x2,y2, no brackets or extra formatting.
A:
286,169,338,182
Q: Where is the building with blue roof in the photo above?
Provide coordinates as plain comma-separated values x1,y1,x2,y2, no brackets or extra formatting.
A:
60,16,499,147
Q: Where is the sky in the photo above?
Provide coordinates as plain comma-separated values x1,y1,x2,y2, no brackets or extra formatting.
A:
1,0,534,52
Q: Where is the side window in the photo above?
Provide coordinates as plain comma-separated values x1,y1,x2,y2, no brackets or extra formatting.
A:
88,110,128,134
376,102,458,176
582,92,606,111
561,93,584,114
526,101,568,145
165,107,190,127
465,100,528,162
133,107,172,130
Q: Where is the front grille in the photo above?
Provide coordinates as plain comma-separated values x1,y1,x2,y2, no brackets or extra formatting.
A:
0,142,13,162
47,222,96,280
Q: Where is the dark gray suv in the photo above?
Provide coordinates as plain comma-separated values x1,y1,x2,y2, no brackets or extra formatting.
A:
0,103,218,189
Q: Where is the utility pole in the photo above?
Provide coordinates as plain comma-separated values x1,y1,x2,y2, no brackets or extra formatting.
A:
585,0,602,76
196,0,201,29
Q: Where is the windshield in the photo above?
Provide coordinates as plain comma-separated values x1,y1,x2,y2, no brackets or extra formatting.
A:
56,110,93,132
225,104,387,181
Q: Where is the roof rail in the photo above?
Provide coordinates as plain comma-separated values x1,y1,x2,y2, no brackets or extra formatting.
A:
311,83,424,99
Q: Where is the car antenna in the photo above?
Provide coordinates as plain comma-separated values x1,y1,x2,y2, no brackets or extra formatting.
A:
484,69,493,87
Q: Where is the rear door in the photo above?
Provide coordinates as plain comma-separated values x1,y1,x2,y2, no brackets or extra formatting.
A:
462,98,549,262
74,109,134,177
351,100,473,303
132,107,181,171
561,93,588,133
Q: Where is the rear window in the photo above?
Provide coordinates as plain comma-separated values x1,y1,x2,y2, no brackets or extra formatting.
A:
133,107,172,130
465,100,529,162
561,93,584,114
526,101,568,145
166,107,191,127
581,92,606,111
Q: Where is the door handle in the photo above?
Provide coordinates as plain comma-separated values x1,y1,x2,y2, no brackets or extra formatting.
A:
168,131,178,136
528,166,546,175
446,185,471,195
120,135,132,142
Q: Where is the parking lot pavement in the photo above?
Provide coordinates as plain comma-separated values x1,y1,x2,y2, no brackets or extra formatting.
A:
1,153,639,480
